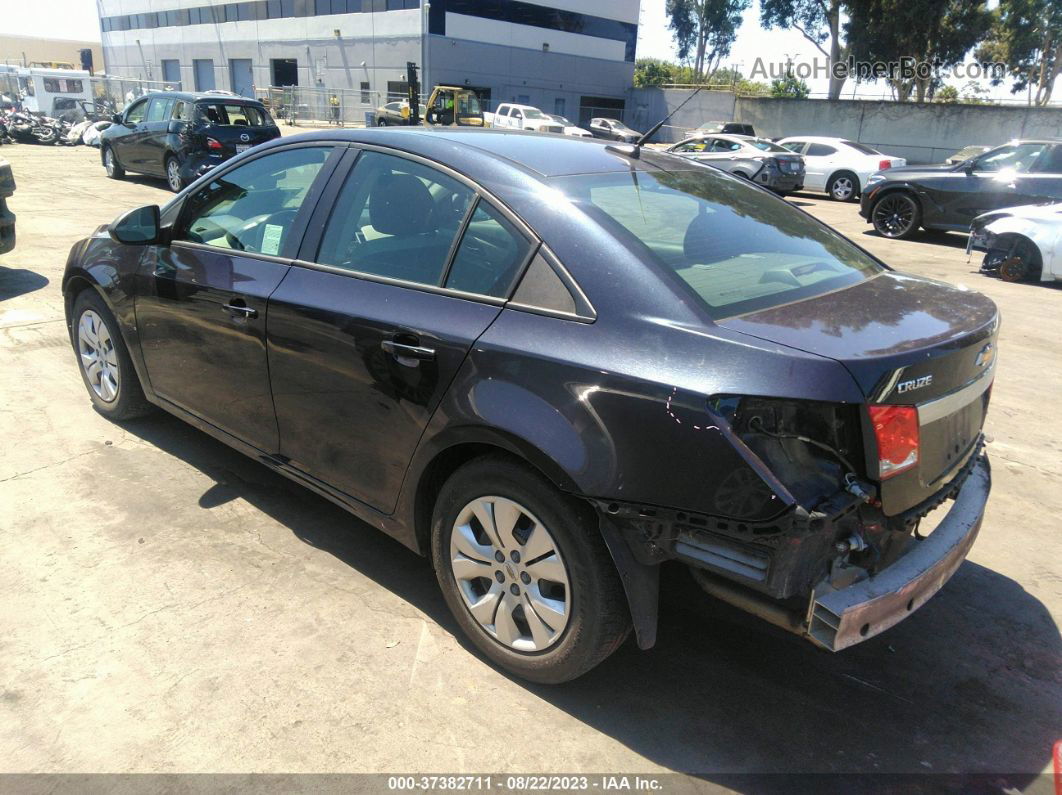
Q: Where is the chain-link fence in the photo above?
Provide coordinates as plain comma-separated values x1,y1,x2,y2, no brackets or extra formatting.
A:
90,76,182,112
256,85,404,127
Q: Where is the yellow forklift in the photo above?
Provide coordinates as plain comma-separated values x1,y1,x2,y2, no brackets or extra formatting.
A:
400,63,484,127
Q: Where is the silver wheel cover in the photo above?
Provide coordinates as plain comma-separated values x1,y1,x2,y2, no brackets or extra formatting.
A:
449,496,572,652
167,159,180,190
78,309,120,402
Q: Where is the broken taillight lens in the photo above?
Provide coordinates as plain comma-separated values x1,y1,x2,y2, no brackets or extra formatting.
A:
206,137,223,151
869,405,919,479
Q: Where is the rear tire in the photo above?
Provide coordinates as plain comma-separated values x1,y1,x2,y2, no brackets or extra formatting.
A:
103,146,124,180
431,456,631,683
871,191,921,239
165,155,185,193
827,171,858,202
71,289,153,420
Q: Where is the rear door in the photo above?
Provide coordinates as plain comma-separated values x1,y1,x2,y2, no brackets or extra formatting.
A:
135,144,340,451
1016,143,1062,206
803,142,837,190
141,94,176,176
267,148,537,513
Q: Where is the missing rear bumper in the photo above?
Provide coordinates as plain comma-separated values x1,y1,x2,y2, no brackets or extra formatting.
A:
807,454,990,650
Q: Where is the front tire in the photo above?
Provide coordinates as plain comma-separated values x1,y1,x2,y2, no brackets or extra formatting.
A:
431,456,630,683
103,146,125,180
71,290,153,420
827,171,858,202
872,191,921,239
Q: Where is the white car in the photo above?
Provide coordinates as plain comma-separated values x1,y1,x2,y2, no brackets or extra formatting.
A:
776,136,906,201
492,103,564,134
969,202,1062,283
545,113,591,138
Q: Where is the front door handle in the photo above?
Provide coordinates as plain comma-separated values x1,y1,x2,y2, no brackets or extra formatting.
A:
381,339,436,364
222,301,258,319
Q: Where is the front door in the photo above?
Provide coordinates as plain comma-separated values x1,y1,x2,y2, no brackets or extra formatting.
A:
113,97,150,170
934,142,1054,226
268,149,536,513
141,94,177,177
135,145,337,451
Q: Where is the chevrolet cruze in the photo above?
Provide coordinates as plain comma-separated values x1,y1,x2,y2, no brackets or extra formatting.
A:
64,128,996,682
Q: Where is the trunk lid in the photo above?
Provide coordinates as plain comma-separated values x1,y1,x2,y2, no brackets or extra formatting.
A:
203,123,279,157
719,271,998,514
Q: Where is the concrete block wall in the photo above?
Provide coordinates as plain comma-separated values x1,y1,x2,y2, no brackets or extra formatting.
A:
632,87,1062,162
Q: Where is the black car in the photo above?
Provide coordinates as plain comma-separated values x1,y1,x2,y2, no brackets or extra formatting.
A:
63,129,996,683
0,157,14,254
100,91,280,192
860,138,1062,239
695,121,756,137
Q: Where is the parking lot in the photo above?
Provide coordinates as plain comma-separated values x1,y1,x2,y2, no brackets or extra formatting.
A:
0,138,1059,786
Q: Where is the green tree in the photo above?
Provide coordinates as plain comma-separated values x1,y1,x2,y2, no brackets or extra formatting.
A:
770,71,811,98
977,0,1062,106
760,0,849,100
846,0,993,102
935,84,960,102
634,58,677,87
667,0,751,79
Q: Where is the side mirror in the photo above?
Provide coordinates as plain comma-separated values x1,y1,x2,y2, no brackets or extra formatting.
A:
111,112,123,125
963,160,977,174
109,205,163,246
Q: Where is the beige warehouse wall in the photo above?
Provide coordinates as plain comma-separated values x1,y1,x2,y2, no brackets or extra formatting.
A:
0,34,104,72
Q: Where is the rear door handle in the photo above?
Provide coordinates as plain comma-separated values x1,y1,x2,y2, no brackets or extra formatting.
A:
222,301,258,319
381,339,436,363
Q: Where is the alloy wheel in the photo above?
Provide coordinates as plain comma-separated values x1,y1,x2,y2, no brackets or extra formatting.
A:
449,496,571,652
831,176,854,200
78,309,120,402
167,159,182,191
873,194,917,238
105,149,115,176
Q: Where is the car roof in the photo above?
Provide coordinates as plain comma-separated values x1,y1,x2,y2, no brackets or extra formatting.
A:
271,127,687,179
138,90,263,104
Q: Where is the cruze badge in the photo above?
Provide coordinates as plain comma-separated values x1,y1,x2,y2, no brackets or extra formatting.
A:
975,343,995,368
896,375,933,394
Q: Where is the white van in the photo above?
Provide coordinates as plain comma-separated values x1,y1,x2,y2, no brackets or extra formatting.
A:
2,66,94,120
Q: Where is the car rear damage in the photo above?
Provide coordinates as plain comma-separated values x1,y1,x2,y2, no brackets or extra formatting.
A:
595,277,998,652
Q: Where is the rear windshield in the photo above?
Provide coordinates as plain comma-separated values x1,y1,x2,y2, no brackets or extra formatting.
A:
551,169,882,319
842,140,881,155
196,103,269,126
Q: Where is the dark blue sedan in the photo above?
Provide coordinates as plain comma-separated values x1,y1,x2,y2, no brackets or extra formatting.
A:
63,128,996,682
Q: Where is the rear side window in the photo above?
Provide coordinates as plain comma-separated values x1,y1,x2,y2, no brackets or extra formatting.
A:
551,169,882,320
316,152,474,286
842,140,882,155
782,141,805,152
177,146,332,255
172,100,191,121
196,103,267,126
445,202,532,297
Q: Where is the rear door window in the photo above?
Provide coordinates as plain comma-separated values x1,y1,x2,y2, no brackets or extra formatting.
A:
196,103,267,126
444,202,533,297
176,146,332,255
976,143,1049,173
315,151,475,286
782,141,806,153
805,144,837,157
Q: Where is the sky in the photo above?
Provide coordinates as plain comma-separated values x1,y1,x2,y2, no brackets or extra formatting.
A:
3,0,1040,103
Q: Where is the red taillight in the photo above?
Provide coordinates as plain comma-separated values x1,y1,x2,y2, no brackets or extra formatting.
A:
206,137,222,151
869,405,919,479
878,159,892,170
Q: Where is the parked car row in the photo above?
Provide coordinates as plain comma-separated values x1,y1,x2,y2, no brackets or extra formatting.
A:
666,134,806,195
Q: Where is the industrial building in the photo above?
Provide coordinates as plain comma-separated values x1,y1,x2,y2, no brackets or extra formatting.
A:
96,0,638,123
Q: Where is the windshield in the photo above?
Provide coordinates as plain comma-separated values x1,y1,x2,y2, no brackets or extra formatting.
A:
551,169,882,319
196,103,267,126
522,108,545,119
749,139,789,152
842,140,882,155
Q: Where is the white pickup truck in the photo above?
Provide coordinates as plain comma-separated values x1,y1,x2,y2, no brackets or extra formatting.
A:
490,104,564,134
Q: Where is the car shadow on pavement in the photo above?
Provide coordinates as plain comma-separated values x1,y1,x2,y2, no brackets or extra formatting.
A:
0,265,49,301
862,228,970,250
122,412,1061,788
